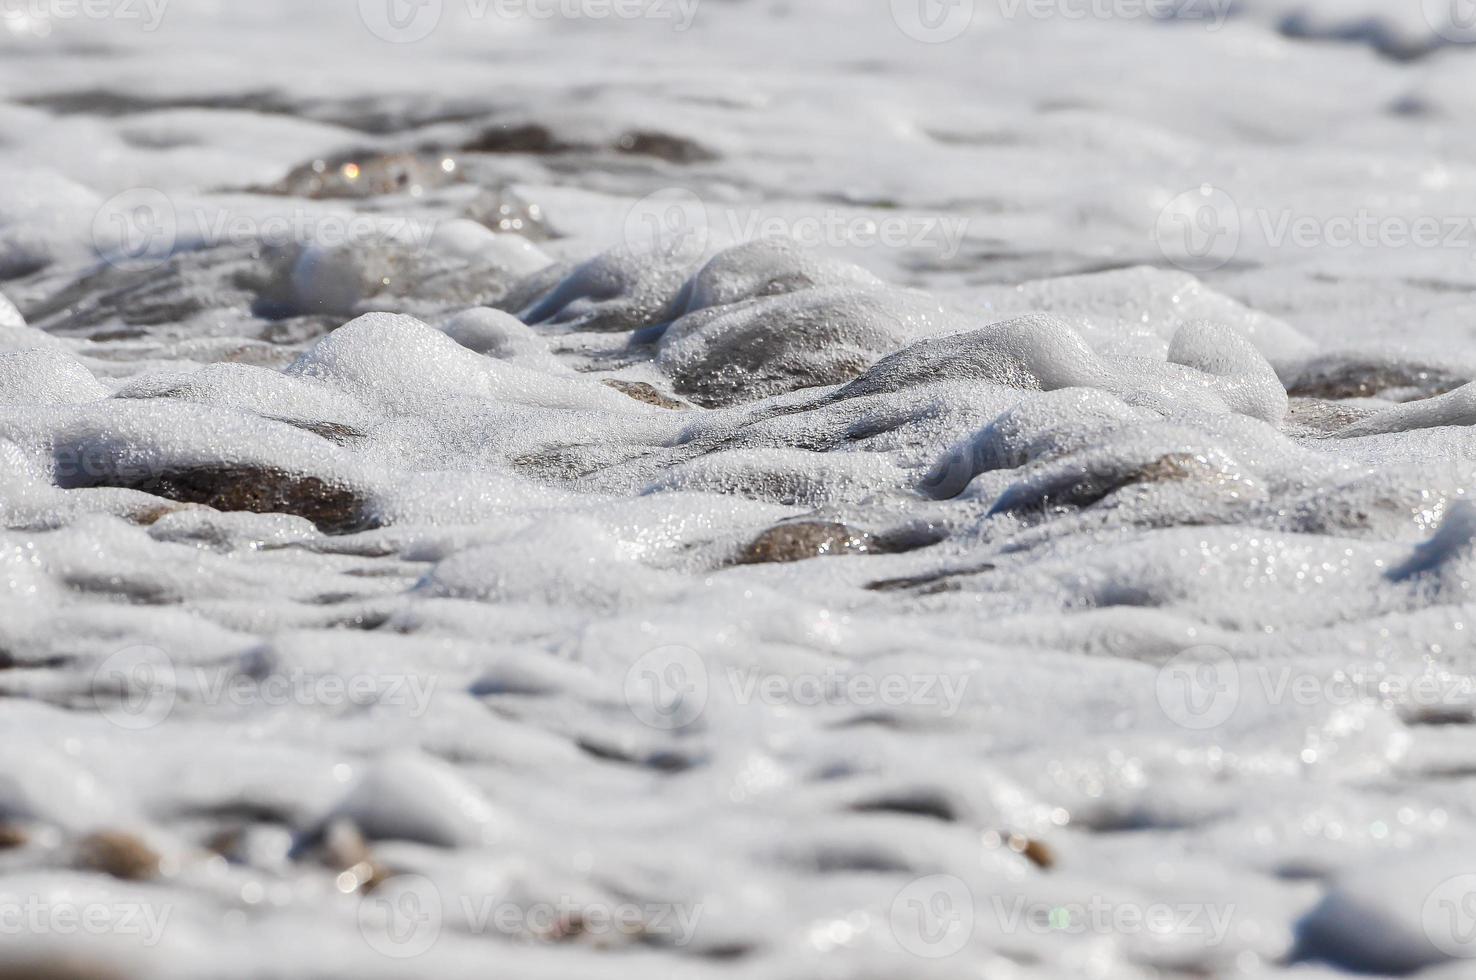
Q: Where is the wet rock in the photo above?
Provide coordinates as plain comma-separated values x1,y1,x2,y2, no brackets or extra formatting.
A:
0,959,126,980
601,379,688,409
464,122,714,163
577,738,703,774
923,388,1148,500
660,286,964,407
1285,353,1467,401
260,220,546,322
68,465,374,535
986,433,1259,518
463,121,569,154
263,151,462,200
1284,397,1377,436
865,565,993,594
463,187,551,241
0,230,50,280
613,129,716,163
0,824,27,849
293,818,389,893
734,521,879,565
1003,832,1056,870
27,244,264,336
850,789,958,822
75,830,161,881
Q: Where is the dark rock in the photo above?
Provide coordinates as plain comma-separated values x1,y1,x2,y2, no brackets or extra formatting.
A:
463,123,714,163
734,521,879,565
262,151,462,200
60,464,375,535
601,380,688,410
1285,355,1466,401
75,830,161,881
463,188,551,240
613,130,716,163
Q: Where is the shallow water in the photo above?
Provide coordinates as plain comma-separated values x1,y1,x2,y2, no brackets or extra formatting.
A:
2,2,1476,978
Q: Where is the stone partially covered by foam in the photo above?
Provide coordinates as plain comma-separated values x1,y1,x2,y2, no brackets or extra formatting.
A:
837,312,1111,401
922,387,1151,499
518,244,692,333
279,220,549,319
671,238,883,316
658,284,969,407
